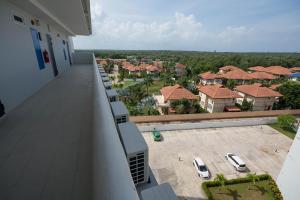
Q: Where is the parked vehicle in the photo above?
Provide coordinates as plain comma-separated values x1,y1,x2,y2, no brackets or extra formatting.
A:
225,153,246,171
193,157,210,178
152,128,161,141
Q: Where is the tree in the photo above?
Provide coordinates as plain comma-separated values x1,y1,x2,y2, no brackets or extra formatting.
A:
277,114,297,131
143,74,154,95
214,173,227,192
237,99,253,111
225,79,237,90
246,172,260,190
276,81,300,109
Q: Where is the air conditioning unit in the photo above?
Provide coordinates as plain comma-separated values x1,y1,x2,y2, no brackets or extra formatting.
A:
99,68,105,73
111,101,129,124
118,122,149,185
102,76,110,82
101,72,108,77
103,81,112,89
106,89,119,102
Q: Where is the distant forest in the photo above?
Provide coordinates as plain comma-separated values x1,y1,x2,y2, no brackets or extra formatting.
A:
77,49,300,74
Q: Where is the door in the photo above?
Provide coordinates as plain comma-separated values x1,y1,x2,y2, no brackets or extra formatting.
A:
46,34,59,77
66,41,72,65
30,28,45,70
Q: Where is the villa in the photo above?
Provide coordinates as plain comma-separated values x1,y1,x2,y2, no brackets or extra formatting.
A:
199,71,223,85
198,84,241,113
235,83,282,111
155,84,197,114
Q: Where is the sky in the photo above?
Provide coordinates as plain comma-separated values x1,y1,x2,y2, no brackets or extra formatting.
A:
74,0,300,52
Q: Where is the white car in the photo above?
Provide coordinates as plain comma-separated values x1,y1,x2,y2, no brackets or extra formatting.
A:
193,157,210,178
225,153,246,172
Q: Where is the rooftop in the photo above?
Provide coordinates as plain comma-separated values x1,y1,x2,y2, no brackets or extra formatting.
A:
249,66,292,75
222,69,252,80
160,84,197,102
198,84,241,99
199,71,222,79
248,71,277,80
219,65,240,72
235,83,283,97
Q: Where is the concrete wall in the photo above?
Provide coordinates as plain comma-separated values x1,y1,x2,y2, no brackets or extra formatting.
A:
0,1,72,112
277,128,300,200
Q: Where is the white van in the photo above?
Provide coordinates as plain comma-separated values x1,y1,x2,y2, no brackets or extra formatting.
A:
225,153,246,172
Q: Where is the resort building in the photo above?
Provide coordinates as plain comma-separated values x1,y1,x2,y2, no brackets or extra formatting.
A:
175,63,186,76
198,84,241,113
155,84,197,114
222,69,252,84
249,66,292,77
198,72,223,85
235,83,282,111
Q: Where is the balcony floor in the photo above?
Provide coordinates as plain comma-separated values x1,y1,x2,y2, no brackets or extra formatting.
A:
0,65,93,200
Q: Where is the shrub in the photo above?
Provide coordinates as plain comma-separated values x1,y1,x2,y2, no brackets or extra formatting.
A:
277,114,297,131
201,174,282,200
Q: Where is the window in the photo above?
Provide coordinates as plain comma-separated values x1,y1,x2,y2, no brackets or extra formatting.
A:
12,13,25,26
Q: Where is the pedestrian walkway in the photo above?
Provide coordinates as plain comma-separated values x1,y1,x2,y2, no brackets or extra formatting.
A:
0,65,94,200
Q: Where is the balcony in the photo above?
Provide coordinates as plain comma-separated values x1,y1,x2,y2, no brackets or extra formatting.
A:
0,53,139,200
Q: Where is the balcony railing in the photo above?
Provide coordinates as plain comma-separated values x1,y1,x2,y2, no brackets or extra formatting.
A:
73,52,140,200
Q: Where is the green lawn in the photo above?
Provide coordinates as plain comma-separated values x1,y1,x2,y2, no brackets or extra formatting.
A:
269,123,296,139
208,180,275,200
148,80,165,94
122,80,136,88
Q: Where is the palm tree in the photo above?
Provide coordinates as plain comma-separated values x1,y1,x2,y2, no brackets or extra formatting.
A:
144,74,154,95
214,173,227,192
246,172,260,190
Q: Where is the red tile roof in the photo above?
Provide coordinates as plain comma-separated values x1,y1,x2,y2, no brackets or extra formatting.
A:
199,72,222,79
248,66,266,72
265,66,292,75
222,69,252,80
269,83,282,90
290,67,300,72
146,65,160,72
219,65,240,72
235,83,282,97
248,66,292,75
198,84,241,99
248,72,277,80
175,63,186,69
160,84,197,102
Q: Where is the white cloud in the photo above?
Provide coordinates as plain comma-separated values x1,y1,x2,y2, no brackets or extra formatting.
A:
74,2,254,51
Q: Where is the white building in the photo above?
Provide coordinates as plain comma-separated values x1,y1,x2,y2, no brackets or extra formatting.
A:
0,0,91,113
277,128,300,200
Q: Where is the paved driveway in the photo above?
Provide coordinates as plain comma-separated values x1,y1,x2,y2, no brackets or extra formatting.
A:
142,125,293,200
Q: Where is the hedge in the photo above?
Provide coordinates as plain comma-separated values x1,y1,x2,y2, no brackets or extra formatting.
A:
202,174,283,200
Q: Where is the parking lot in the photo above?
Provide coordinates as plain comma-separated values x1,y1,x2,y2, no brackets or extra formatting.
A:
142,125,293,200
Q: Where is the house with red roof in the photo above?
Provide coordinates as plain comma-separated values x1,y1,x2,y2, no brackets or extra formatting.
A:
248,71,277,80
290,67,300,72
198,84,241,113
155,84,197,114
222,69,252,84
146,65,160,75
175,63,186,77
235,83,282,111
199,72,223,85
248,66,292,77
